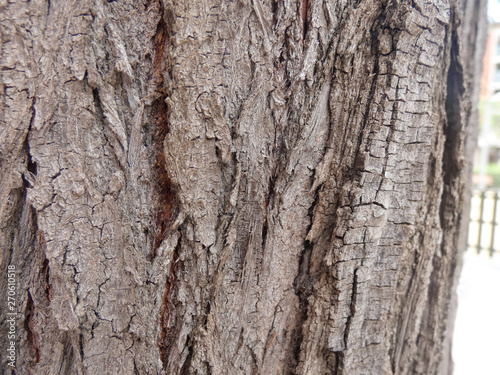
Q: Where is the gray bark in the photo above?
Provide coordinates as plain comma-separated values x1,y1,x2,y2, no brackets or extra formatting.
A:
0,0,486,374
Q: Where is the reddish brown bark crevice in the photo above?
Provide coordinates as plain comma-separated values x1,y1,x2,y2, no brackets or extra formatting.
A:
36,231,52,302
149,0,174,260
150,98,173,258
158,232,181,368
301,0,311,40
149,1,180,368
24,292,40,365
158,273,175,365
24,230,50,366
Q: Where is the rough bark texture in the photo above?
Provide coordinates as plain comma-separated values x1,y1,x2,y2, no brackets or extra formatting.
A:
0,0,486,374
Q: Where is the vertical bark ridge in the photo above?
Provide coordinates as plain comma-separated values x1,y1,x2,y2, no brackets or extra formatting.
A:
294,1,480,374
1,0,181,373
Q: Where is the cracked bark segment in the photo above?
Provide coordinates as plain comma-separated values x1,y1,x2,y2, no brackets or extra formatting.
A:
0,0,485,374
159,1,484,374
1,1,175,373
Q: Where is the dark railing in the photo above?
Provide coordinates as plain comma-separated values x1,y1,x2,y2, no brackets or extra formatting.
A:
468,189,500,256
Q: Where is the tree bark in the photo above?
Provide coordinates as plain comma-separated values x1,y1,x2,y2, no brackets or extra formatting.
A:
0,0,486,374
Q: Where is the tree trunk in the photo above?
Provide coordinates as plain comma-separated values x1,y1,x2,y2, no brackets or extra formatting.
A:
0,0,486,374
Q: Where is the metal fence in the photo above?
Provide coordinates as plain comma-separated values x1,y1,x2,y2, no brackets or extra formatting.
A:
468,189,500,256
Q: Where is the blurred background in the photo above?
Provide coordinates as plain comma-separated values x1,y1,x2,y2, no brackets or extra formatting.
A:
453,1,500,374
